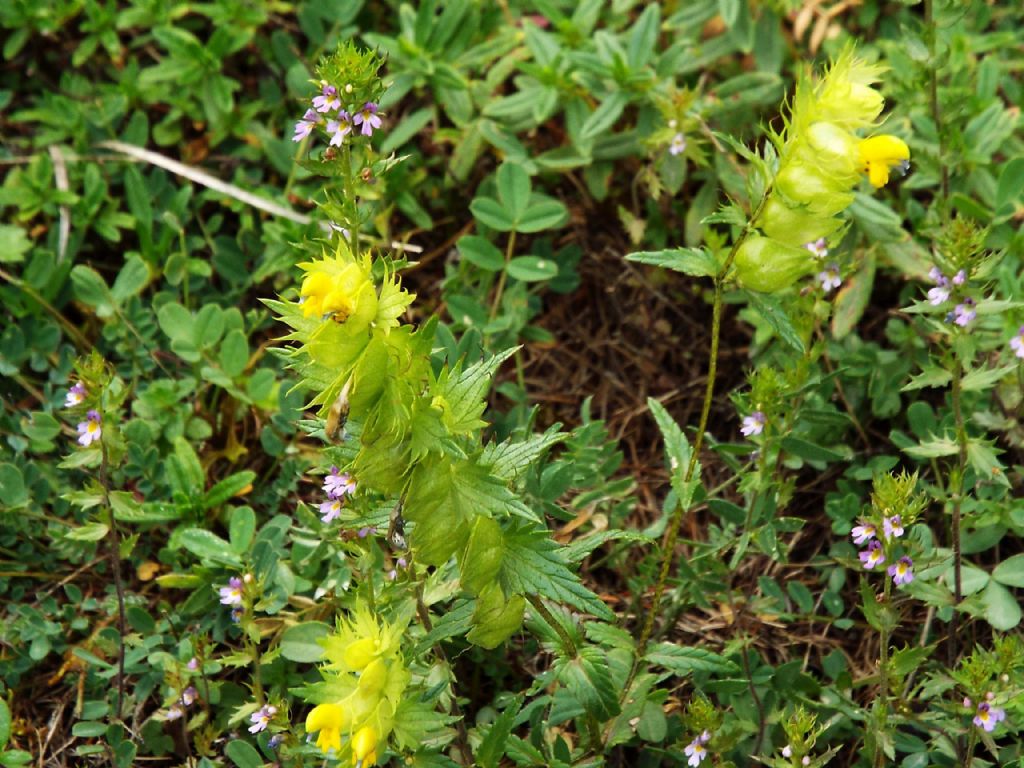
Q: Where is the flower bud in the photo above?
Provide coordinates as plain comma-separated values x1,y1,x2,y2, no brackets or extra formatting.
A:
733,236,816,293
343,637,378,670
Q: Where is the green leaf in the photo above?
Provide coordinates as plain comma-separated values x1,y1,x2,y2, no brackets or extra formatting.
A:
460,516,504,596
903,436,959,459
467,584,525,648
961,364,1018,392
780,437,845,464
67,522,109,541
745,292,806,353
580,92,628,142
992,554,1024,588
559,646,620,719
178,528,242,567
496,163,531,221
981,581,1021,631
516,196,568,233
280,621,331,662
470,196,515,231
157,302,194,343
219,329,249,377
167,437,204,501
457,235,505,271
647,398,700,510
71,266,115,318
433,348,516,435
0,224,32,264
0,463,28,508
203,471,256,510
229,506,256,554
499,523,613,620
475,695,524,768
479,427,565,482
563,530,651,563
995,156,1024,213
832,254,874,339
110,255,150,303
626,247,717,277
644,643,741,676
225,739,265,768
506,255,558,282
0,697,11,748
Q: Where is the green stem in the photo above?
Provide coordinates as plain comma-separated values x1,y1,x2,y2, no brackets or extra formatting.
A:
924,0,949,216
342,144,360,259
99,431,127,721
489,231,516,320
874,576,892,768
527,594,576,656
949,358,966,660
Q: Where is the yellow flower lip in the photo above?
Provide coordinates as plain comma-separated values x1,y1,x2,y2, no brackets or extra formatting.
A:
306,703,348,754
858,134,910,188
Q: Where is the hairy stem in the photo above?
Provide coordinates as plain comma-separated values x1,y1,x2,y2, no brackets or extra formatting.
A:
874,577,892,768
924,0,950,214
99,439,127,722
949,358,966,661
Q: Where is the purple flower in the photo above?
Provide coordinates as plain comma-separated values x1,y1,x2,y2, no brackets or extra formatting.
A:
851,520,877,545
816,263,842,293
293,109,319,142
249,704,278,734
386,568,398,581
219,577,244,606
231,606,244,623
684,737,709,767
741,411,766,437
782,745,792,758
804,238,829,259
187,657,199,671
953,299,976,327
888,555,914,586
323,467,357,499
65,381,86,408
883,514,904,540
165,704,184,721
1009,326,1024,359
973,701,1005,732
312,83,341,113
668,132,687,156
859,539,885,569
801,758,810,767
963,696,973,709
927,285,950,306
357,526,376,539
268,733,283,748
76,410,102,446
327,111,353,146
319,498,343,523
928,266,944,283
180,686,198,707
952,269,966,285
353,102,382,137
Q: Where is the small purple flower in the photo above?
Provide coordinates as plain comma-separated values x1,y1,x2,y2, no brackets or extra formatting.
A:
312,83,341,113
851,520,877,545
684,737,709,767
859,539,885,570
353,102,383,137
249,704,278,734
698,730,711,744
741,411,766,437
927,285,950,306
231,606,244,623
327,111,353,146
668,132,687,156
1009,326,1024,359
953,299,976,327
973,701,1005,732
165,704,184,721
888,555,914,586
323,467,357,499
805,238,829,259
319,498,343,524
816,263,842,293
65,381,86,408
801,758,811,767
952,269,966,285
883,514,904,540
782,745,792,758
76,410,102,446
187,657,199,671
293,109,319,142
180,686,198,707
357,526,375,539
268,733,283,749
386,568,398,581
963,696,973,709
397,557,408,569
219,576,244,606
928,266,944,283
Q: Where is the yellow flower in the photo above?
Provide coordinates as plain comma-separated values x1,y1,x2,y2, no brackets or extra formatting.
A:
352,725,378,766
297,240,378,324
859,134,911,188
306,703,349,754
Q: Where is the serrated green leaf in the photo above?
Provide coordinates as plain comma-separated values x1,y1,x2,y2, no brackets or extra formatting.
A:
644,643,740,676
559,646,620,719
476,694,524,768
745,292,806,353
467,583,525,648
433,348,516,435
961,364,1018,392
626,247,717,277
66,522,109,541
479,426,565,482
903,436,959,459
460,516,504,596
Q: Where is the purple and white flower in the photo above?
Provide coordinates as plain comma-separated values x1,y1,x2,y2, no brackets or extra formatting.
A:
952,269,966,285
249,704,278,734
323,467,356,499
293,109,319,142
327,111,353,147
859,539,885,569
888,555,914,586
218,576,244,606
77,410,102,446
883,514,904,540
353,102,382,137
851,520,877,545
927,268,950,305
165,704,184,721
187,657,199,671
953,299,976,327
312,83,341,113
782,745,792,758
180,686,198,707
741,411,766,437
1009,326,1024,359
973,701,1005,732
668,132,687,156
804,238,829,259
684,737,709,766
816,263,842,293
357,526,375,539
319,498,343,524
65,382,86,407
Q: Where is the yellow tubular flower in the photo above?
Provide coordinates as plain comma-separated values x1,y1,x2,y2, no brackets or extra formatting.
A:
352,725,377,766
859,134,911,188
306,703,348,754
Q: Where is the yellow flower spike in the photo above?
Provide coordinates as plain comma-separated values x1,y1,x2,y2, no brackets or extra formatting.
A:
357,658,388,696
306,703,349,754
352,725,378,766
343,637,378,670
858,135,910,188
